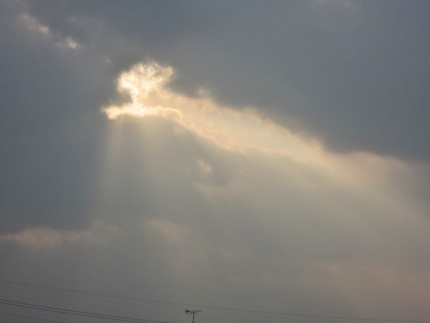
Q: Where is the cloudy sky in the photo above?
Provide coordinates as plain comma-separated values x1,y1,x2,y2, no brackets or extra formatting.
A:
1,1,430,323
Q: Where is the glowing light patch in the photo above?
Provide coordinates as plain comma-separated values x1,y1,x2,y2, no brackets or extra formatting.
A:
118,63,174,95
101,61,428,217
104,103,181,120
104,63,181,121
102,62,321,161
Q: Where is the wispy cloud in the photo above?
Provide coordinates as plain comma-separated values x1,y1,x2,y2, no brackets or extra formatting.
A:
0,221,122,250
18,12,82,50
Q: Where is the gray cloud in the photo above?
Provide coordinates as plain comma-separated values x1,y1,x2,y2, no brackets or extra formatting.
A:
25,0,430,162
0,3,95,232
1,1,430,323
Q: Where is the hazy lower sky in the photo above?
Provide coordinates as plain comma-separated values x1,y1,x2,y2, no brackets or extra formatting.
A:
1,1,430,323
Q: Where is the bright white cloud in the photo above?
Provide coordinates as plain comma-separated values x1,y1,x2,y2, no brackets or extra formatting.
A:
102,62,323,161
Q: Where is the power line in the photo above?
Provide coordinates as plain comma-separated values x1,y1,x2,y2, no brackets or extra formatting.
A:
0,279,429,323
0,312,68,323
0,298,173,323
0,279,182,306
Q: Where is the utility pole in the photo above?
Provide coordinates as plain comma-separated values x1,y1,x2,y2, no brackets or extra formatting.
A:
185,309,202,323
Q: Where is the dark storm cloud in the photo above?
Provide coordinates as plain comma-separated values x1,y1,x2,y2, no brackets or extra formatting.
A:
24,0,430,162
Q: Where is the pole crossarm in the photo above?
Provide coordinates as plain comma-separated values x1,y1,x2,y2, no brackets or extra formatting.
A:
185,310,202,323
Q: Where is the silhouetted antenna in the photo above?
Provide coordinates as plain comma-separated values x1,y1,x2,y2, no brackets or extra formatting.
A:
185,309,202,323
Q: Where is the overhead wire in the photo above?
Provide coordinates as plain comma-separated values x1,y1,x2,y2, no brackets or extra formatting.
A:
0,298,173,323
0,311,68,323
0,279,428,323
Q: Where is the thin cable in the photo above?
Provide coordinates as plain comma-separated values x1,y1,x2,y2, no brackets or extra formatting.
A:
0,279,182,306
0,298,173,323
0,312,68,323
0,279,428,323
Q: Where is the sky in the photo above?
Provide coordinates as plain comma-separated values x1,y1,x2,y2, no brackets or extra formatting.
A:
1,1,430,323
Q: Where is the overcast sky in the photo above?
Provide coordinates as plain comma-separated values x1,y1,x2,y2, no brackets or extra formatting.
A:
1,1,430,323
